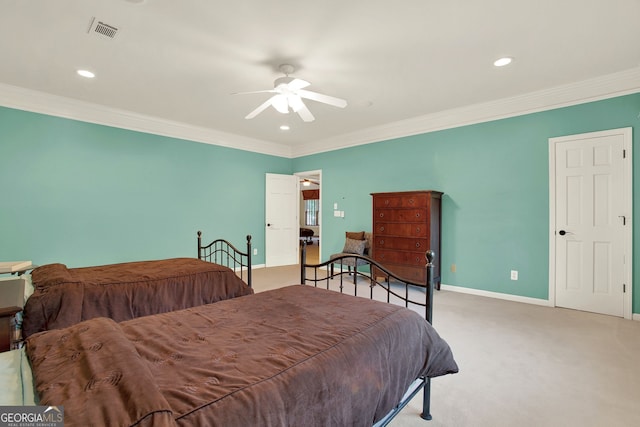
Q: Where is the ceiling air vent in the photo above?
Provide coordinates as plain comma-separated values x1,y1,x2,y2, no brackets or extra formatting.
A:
87,17,119,39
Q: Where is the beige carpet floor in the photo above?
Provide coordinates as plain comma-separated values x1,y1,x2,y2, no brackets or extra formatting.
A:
250,264,640,427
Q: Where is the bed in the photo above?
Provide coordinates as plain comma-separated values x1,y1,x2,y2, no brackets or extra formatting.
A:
21,232,253,338
301,246,456,424
300,227,315,243
3,239,458,426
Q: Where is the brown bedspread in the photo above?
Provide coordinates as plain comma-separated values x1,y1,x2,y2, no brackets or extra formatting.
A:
26,285,458,427
22,258,253,338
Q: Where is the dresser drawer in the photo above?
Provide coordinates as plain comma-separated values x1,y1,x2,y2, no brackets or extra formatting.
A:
374,208,427,223
373,249,426,266
374,236,429,251
373,223,428,237
373,194,428,209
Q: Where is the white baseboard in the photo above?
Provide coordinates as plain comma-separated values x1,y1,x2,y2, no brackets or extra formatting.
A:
439,283,553,307
441,283,640,321
251,267,640,320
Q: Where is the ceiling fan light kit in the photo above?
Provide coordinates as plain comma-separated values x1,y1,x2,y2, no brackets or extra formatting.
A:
239,64,347,123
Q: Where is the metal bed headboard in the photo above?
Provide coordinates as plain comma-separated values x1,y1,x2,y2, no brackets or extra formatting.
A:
300,244,435,323
197,231,252,288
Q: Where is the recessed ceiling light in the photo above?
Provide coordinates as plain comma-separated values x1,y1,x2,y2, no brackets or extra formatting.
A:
280,125,290,131
77,69,95,78
493,57,513,67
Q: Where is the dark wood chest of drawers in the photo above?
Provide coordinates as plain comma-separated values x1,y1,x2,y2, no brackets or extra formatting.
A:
371,190,442,287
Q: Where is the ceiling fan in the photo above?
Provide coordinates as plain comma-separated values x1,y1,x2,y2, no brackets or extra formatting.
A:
300,177,320,186
237,64,347,122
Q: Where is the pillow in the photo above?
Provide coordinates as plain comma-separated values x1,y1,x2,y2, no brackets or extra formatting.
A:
343,238,366,255
30,263,77,289
345,231,365,241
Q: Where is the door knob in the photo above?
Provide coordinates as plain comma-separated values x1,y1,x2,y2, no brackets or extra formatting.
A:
559,230,567,236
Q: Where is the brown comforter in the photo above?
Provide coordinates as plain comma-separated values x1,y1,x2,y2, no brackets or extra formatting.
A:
22,258,253,338
26,285,458,427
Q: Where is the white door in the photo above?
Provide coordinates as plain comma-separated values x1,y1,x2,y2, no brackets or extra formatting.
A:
550,128,632,318
265,173,299,267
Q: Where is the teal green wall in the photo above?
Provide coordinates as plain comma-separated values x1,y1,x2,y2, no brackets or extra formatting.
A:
2,93,639,314
293,93,640,313
0,107,291,267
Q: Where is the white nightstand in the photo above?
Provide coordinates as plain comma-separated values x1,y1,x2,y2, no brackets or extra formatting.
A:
0,276,26,309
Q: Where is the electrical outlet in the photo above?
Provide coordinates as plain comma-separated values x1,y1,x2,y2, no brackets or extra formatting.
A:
510,270,518,280
253,249,258,255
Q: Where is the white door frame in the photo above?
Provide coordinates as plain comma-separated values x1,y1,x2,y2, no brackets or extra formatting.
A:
548,127,633,319
295,169,322,263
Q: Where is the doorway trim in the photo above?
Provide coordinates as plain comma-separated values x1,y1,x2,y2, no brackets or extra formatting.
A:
548,127,633,319
295,169,322,264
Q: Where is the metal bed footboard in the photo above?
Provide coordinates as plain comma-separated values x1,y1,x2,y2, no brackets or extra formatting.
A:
300,241,436,423
197,231,252,288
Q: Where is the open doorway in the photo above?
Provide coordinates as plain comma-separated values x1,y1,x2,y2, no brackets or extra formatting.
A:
295,170,321,264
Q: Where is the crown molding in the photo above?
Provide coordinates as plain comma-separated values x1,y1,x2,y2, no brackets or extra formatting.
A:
291,67,640,157
0,83,293,158
1,67,639,159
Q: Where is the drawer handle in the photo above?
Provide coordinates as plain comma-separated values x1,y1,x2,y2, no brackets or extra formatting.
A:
415,257,420,262
416,227,421,233
379,239,385,245
379,212,384,218
408,199,415,205
415,212,421,218
379,226,385,232
384,200,390,205
415,242,421,248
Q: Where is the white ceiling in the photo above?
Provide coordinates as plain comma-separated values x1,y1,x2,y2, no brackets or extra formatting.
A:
1,0,639,157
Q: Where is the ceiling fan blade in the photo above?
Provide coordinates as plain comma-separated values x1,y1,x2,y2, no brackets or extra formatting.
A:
245,96,276,119
287,78,310,91
233,89,277,95
296,102,315,122
297,89,347,108
288,94,305,112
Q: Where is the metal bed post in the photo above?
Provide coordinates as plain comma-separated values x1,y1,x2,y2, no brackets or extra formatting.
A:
421,250,435,421
197,230,203,259
246,235,252,288
300,241,307,284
